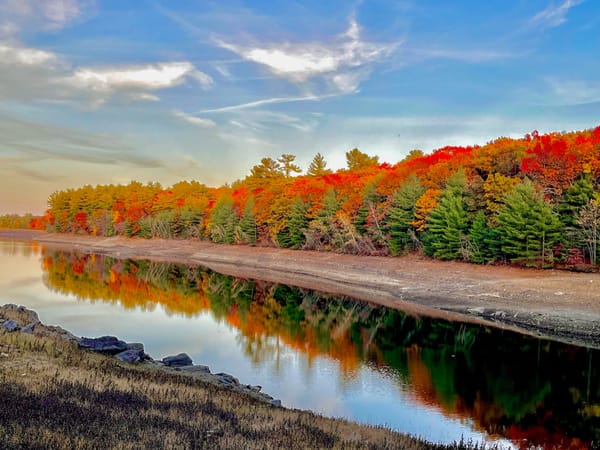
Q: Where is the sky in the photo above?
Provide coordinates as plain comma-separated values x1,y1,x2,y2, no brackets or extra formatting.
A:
0,0,599,214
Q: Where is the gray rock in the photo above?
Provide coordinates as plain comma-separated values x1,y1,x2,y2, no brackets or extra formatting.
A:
115,348,145,363
162,353,193,367
247,385,262,392
177,365,210,373
125,342,144,352
270,399,282,407
215,372,239,386
21,322,37,334
2,320,19,332
78,336,128,354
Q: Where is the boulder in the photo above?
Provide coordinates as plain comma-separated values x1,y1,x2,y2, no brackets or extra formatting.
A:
162,353,193,367
115,348,145,364
125,342,144,352
21,323,36,334
246,385,262,393
78,336,128,354
2,320,19,332
270,399,282,407
177,365,211,374
214,372,239,386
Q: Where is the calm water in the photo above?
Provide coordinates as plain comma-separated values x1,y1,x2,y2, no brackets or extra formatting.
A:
1,240,599,449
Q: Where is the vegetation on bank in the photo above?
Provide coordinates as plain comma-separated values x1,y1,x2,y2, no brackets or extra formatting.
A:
0,308,498,450
20,126,600,268
0,213,44,230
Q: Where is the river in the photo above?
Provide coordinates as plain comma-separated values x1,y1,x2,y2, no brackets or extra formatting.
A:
1,239,598,449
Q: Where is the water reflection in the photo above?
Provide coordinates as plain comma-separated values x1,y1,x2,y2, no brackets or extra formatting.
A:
32,248,600,448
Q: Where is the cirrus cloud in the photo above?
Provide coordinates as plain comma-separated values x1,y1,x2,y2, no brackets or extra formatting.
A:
215,19,399,94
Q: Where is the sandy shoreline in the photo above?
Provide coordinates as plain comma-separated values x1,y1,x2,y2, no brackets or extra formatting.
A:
3,229,600,349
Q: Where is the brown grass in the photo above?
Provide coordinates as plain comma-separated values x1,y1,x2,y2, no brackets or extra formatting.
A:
0,330,503,450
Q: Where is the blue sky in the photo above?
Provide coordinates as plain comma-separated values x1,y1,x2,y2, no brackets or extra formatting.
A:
0,0,599,214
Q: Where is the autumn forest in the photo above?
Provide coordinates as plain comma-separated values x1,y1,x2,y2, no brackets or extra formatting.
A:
7,126,600,269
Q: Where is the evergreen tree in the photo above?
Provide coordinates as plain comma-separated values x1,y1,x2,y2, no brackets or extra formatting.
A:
307,153,332,176
422,169,470,260
318,188,341,220
387,174,425,255
355,183,386,246
237,198,257,245
497,180,563,267
468,210,501,263
209,198,237,244
286,198,309,248
345,148,379,171
277,154,301,177
559,175,594,228
558,175,594,252
304,188,341,251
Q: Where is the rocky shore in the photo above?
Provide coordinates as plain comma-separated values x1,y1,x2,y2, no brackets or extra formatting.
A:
0,304,281,406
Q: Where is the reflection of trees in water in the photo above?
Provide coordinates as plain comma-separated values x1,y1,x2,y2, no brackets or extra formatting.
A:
41,248,600,448
0,241,42,257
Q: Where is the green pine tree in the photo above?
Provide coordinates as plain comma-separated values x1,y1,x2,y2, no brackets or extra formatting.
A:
559,175,594,228
237,198,257,245
422,170,470,260
307,153,332,176
498,180,563,267
209,198,238,244
387,174,425,255
287,198,309,248
468,210,499,263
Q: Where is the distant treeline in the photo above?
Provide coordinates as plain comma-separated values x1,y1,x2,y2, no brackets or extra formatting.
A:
36,126,600,269
0,214,44,230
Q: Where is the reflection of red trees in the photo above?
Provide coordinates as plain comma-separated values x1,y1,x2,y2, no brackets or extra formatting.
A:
42,250,595,449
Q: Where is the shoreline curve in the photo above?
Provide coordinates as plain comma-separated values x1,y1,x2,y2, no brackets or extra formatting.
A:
2,229,600,349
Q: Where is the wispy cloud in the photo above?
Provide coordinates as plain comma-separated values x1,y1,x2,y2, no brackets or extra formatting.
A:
199,94,337,113
408,47,515,63
0,41,212,106
530,0,583,29
0,0,94,35
0,114,162,168
215,18,399,94
545,78,600,105
173,110,216,128
224,110,318,134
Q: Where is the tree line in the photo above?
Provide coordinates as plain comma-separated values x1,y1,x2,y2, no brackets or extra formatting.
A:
38,126,600,269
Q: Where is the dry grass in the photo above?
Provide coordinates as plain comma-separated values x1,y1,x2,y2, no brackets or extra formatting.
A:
0,326,498,450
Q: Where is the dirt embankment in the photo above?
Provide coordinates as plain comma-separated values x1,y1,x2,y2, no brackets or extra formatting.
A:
4,230,600,349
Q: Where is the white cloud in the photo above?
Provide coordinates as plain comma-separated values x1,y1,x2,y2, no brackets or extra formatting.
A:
0,0,93,34
41,0,83,30
0,41,59,65
409,47,514,63
199,94,336,113
530,0,583,28
214,64,232,80
173,110,216,128
215,19,398,93
0,41,213,105
0,22,18,37
546,78,600,105
67,62,210,92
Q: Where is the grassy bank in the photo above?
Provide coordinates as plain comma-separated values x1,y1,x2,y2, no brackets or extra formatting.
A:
0,306,499,450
